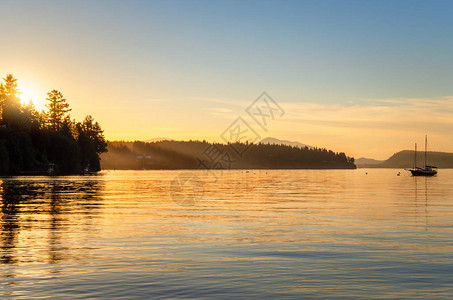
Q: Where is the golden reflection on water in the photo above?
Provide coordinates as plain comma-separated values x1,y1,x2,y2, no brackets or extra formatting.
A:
0,178,103,271
1,169,453,298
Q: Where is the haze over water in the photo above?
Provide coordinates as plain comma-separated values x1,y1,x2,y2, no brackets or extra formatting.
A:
1,169,453,299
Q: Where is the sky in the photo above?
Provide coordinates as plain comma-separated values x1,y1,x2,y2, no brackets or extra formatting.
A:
1,0,453,159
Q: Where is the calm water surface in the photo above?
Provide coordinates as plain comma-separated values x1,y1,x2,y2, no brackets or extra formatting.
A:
1,169,453,299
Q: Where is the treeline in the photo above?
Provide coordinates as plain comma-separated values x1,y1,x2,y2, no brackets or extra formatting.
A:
101,140,356,170
0,74,107,175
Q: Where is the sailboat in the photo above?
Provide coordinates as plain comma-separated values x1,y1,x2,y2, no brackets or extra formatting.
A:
407,135,437,176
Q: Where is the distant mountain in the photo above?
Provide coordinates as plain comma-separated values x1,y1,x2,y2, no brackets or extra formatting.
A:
369,150,453,168
260,137,313,149
355,157,384,167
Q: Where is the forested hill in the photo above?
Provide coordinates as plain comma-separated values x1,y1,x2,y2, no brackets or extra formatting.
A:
101,140,356,170
0,74,107,175
370,150,453,168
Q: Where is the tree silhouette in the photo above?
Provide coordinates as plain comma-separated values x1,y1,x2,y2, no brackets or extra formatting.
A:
102,140,356,170
46,90,71,131
3,74,18,96
0,74,21,126
76,115,107,172
0,74,107,175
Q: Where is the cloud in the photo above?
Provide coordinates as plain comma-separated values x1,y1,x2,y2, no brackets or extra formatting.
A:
281,96,453,129
273,96,453,159
204,107,235,118
188,96,249,108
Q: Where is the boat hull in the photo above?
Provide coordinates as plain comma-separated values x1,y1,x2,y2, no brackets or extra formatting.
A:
410,169,437,176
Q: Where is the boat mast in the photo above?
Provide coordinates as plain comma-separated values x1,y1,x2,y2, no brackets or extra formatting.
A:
424,135,427,167
414,143,417,168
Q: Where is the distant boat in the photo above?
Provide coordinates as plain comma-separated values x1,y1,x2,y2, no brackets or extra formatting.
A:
407,135,437,176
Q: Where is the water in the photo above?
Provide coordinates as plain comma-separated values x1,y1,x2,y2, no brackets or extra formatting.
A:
1,169,453,299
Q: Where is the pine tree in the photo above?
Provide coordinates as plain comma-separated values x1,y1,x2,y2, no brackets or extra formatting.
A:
45,90,71,130
1,74,21,126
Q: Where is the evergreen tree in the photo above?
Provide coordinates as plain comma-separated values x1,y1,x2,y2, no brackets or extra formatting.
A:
45,90,71,130
0,74,21,126
3,74,18,95
0,82,5,120
76,115,107,172
0,74,108,175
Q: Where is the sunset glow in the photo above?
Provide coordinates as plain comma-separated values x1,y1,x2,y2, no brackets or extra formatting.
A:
2,0,451,160
2,1,453,299
19,84,46,111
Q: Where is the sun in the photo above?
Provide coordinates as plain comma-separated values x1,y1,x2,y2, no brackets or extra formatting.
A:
19,84,46,111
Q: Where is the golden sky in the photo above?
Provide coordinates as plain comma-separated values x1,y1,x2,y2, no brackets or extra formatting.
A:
3,1,453,160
